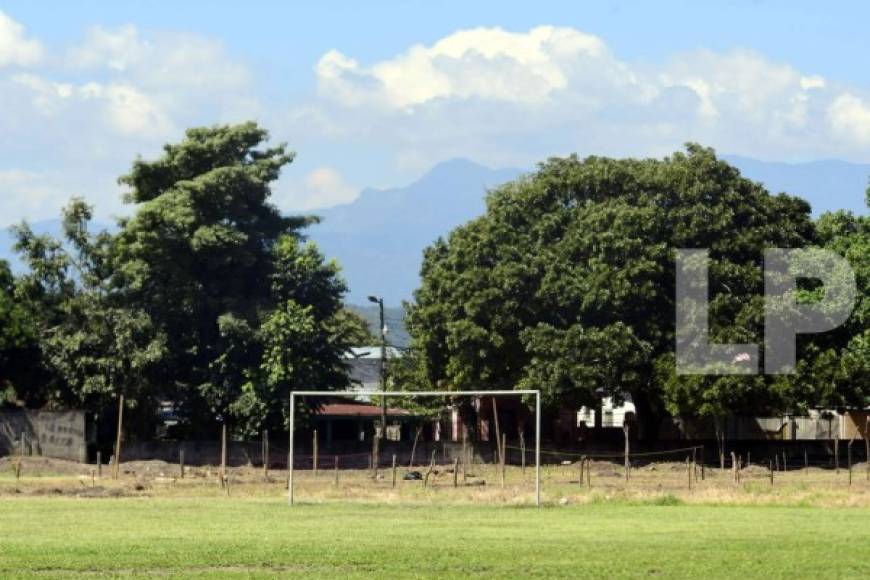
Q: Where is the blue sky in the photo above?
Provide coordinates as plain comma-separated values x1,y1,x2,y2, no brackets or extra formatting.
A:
1,1,869,224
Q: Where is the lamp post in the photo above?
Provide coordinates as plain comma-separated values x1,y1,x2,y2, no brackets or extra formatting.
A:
368,295,387,439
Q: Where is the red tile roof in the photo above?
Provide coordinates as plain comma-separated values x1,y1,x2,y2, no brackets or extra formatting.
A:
316,403,410,418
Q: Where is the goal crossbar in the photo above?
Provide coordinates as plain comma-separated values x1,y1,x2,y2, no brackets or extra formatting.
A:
287,390,541,507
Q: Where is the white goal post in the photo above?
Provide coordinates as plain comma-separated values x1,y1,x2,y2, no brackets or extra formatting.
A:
288,390,541,507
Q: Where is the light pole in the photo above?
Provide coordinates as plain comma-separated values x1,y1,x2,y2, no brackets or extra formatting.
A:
368,295,387,439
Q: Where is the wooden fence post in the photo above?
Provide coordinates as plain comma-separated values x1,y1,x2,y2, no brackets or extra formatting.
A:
112,394,124,480
371,432,379,478
500,433,507,488
835,436,840,474
864,418,869,482
782,451,787,473
492,398,503,470
686,456,692,490
847,439,853,486
462,430,468,484
623,423,630,482
769,460,774,485
392,454,397,489
313,430,318,479
453,457,459,488
263,429,269,479
865,425,869,482
96,451,102,478
730,452,737,484
409,425,422,469
423,450,436,487
220,422,227,484
519,431,526,475
334,456,339,486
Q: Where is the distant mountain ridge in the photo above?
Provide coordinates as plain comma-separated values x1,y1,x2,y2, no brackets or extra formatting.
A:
2,156,867,309
309,158,524,304
724,155,869,216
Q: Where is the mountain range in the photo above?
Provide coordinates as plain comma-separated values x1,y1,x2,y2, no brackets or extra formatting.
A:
2,155,868,313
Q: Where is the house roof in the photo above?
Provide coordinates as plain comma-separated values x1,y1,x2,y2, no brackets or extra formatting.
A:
346,346,403,359
316,402,410,418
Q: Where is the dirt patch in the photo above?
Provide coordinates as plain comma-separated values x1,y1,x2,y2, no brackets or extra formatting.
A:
0,456,92,476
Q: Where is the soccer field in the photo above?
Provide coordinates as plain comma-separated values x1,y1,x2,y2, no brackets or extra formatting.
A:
0,498,867,578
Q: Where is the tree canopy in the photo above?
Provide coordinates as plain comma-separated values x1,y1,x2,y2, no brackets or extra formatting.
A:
406,144,856,437
9,123,355,437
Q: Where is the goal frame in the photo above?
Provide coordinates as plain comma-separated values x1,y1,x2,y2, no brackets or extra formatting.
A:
288,390,541,506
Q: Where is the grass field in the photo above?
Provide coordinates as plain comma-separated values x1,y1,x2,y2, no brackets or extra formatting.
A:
0,497,868,578
1,458,869,578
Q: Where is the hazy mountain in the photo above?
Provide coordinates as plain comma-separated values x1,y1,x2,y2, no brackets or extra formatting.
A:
309,158,523,305
2,156,867,312
724,156,869,216
314,156,868,306
347,304,409,348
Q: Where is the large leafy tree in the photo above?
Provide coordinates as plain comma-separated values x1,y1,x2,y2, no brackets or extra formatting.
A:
10,123,355,438
408,145,817,438
112,122,350,435
0,260,42,406
807,189,870,409
12,199,166,433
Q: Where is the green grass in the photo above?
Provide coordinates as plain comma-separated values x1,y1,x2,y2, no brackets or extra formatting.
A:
0,498,868,578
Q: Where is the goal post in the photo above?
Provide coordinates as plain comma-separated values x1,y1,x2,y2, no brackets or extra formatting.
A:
287,389,541,507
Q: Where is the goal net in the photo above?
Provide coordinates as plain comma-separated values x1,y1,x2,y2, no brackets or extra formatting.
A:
287,390,541,506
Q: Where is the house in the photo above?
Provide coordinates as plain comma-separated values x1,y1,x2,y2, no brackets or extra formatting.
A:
345,346,403,394
308,346,410,444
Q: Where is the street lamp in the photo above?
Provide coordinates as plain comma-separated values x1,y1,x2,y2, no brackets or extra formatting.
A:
368,295,387,439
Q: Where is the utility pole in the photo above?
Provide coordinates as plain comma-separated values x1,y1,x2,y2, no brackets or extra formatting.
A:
368,295,387,439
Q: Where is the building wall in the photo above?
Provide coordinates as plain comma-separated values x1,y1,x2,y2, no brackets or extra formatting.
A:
843,411,869,440
0,409,88,462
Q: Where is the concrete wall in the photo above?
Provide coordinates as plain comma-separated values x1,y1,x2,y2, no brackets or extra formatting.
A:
0,409,88,462
843,411,869,440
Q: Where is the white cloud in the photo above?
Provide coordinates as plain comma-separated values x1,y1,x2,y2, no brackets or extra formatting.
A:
316,26,627,110
296,26,870,171
276,167,360,211
10,74,174,138
66,24,146,71
0,11,43,67
827,93,870,145
2,18,870,230
101,84,175,137
0,22,264,226
68,25,250,91
0,170,69,222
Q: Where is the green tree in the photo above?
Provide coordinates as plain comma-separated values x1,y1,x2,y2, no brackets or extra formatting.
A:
408,145,817,438
112,123,349,435
332,308,377,346
10,123,354,438
0,260,42,406
12,199,166,432
808,192,870,409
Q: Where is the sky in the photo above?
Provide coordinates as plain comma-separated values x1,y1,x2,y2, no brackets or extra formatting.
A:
1,0,870,226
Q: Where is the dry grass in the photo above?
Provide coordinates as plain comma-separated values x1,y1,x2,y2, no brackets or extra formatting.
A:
2,455,868,507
